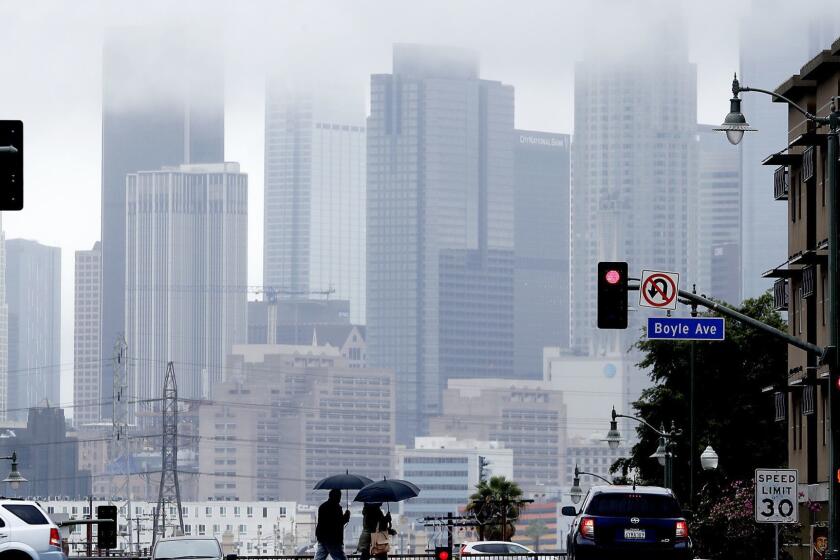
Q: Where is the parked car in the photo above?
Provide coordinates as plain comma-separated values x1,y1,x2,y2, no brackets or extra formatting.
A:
151,536,228,560
459,541,535,557
0,498,65,560
563,485,691,560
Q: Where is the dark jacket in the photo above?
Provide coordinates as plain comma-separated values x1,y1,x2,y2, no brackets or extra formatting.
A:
316,499,351,545
362,505,391,533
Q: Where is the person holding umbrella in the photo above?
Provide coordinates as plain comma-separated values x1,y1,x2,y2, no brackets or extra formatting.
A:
357,502,395,560
315,489,351,560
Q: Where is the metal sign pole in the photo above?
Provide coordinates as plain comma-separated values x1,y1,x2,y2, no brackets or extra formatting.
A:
775,523,779,560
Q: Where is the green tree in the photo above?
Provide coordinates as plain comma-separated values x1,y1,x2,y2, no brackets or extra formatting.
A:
522,520,548,551
611,292,788,507
465,476,524,541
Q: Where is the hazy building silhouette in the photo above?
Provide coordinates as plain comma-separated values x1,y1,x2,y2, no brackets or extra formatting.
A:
263,85,366,323
125,163,247,418
74,242,102,426
100,27,224,416
367,44,515,443
513,130,571,377
0,217,7,420
6,239,60,421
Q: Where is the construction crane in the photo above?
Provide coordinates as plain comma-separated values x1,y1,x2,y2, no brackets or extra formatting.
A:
246,286,335,345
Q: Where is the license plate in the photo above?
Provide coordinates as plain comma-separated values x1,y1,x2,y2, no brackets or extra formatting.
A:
624,529,646,539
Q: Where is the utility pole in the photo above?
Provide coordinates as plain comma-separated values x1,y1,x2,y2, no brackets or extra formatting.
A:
111,336,134,553
152,362,184,544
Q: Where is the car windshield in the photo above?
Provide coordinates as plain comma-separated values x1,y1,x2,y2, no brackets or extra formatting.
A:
585,493,682,518
153,540,220,559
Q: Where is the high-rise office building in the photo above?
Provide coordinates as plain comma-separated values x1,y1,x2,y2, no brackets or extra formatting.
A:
6,239,61,420
695,124,742,304
263,84,366,323
74,242,102,426
738,5,840,298
513,130,571,377
125,163,247,416
0,217,7,420
367,44,515,442
570,34,697,357
101,27,224,415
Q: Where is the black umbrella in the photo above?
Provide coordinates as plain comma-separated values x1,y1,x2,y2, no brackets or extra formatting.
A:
313,470,374,508
354,478,420,504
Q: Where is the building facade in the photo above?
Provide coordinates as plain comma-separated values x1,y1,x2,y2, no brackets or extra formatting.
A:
0,217,7,420
395,436,513,519
74,242,102,426
367,44,515,443
263,85,366,323
695,125,742,304
513,130,571,378
100,27,225,418
6,239,60,420
125,163,247,415
198,344,394,504
427,378,565,496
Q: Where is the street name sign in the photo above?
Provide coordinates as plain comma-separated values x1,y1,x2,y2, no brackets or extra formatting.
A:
647,317,725,341
755,468,798,524
639,270,679,310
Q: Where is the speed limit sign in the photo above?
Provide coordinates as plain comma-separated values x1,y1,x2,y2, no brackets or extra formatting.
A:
755,469,798,523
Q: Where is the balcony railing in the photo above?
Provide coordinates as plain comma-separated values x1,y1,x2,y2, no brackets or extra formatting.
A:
774,278,789,311
774,166,789,200
803,146,816,183
802,265,816,299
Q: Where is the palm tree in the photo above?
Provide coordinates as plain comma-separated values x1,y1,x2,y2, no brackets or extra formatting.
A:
464,476,525,541
523,520,548,551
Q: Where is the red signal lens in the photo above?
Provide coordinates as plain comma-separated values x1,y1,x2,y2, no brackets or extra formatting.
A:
438,551,450,560
836,468,840,484
605,270,621,284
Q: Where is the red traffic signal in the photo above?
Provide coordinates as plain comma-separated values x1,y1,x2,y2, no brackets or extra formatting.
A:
605,269,622,285
598,261,629,329
435,547,451,560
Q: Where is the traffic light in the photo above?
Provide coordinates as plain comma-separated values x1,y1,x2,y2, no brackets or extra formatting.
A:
435,547,452,560
96,505,118,550
597,261,628,329
478,456,490,483
0,121,23,211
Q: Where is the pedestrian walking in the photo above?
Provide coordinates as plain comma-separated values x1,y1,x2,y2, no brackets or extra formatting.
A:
315,489,351,560
357,502,395,560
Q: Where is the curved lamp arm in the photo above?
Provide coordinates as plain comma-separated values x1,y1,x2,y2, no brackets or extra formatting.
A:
612,407,669,438
575,465,613,485
733,74,828,124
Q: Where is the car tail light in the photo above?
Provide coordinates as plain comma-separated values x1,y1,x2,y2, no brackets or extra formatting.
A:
580,517,595,539
460,545,469,556
675,520,688,539
49,527,61,548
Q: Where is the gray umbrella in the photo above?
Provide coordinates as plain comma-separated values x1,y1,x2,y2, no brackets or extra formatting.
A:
313,470,374,508
354,478,421,504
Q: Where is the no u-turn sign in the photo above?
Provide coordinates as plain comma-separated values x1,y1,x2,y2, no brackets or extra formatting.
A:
639,270,679,310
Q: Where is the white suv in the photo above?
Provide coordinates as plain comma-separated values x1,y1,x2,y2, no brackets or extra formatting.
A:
0,499,64,560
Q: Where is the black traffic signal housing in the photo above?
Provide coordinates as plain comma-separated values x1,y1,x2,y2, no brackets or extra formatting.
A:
0,121,22,211
478,455,490,482
96,505,118,550
597,261,628,329
435,547,452,560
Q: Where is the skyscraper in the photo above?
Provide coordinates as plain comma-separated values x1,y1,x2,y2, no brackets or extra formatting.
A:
695,125,742,304
263,84,366,323
100,27,224,415
74,242,102,426
6,239,61,420
125,163,247,416
0,216,7,420
570,35,697,357
367,44,515,442
513,130,571,377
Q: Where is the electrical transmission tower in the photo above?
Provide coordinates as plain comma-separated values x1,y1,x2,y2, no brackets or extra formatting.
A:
152,362,184,544
111,336,134,552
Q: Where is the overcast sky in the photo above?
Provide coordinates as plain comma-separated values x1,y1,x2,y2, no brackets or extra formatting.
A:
1,0,835,403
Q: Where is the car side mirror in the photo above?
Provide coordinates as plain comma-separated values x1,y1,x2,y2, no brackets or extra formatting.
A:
561,506,577,517
226,554,238,560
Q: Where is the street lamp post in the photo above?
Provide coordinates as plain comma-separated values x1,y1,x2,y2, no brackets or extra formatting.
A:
716,73,840,560
569,465,613,505
606,407,682,492
0,451,27,495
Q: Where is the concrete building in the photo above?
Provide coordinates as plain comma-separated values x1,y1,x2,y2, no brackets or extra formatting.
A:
100,27,224,417
565,435,629,491
695,125,742,304
0,407,91,498
198,344,394,504
367,44,515,443
125,163,247,415
0,217,7,421
428,379,565,496
263,85,366,323
513,130,571,378
6,239,60,420
395,436,513,518
74,242,102,426
44,499,312,556
766,36,840,550
570,32,697,358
